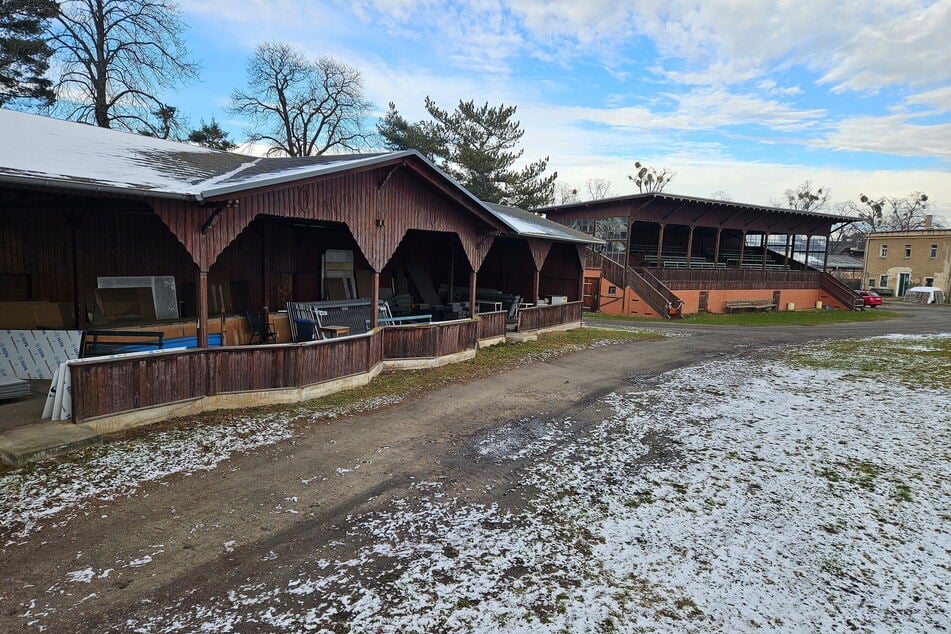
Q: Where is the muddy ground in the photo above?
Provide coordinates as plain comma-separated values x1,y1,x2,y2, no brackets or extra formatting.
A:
1,304,947,632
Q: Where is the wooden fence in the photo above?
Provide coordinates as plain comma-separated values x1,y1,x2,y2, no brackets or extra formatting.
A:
477,311,506,341
71,304,583,424
517,301,583,332
382,319,479,359
657,269,822,290
71,320,481,424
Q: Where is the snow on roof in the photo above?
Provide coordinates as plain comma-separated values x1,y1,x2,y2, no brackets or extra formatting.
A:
794,253,865,269
485,202,601,244
0,111,596,244
0,109,398,200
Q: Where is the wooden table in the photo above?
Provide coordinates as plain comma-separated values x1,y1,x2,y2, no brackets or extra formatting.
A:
318,325,350,339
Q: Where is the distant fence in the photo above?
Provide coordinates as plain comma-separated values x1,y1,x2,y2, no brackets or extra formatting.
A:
517,301,583,332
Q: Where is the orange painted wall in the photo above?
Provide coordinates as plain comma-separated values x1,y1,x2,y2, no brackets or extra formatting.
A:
675,288,850,314
596,277,661,318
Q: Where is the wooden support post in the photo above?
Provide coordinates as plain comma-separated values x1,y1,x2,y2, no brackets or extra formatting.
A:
448,240,455,305
784,234,791,269
370,271,380,329
260,225,270,310
713,228,722,266
761,233,768,271
532,268,540,305
197,269,209,348
822,235,831,273
656,223,665,265
69,218,81,328
805,235,812,269
469,270,477,317
686,226,695,266
738,230,747,267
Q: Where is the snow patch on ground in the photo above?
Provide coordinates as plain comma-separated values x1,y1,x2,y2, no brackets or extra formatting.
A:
128,334,951,632
1,397,403,546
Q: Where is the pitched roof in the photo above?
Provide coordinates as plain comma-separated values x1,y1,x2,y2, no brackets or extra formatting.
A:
538,191,860,224
485,202,602,244
0,109,407,200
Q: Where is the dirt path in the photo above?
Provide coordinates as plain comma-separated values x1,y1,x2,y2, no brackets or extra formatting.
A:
1,304,947,632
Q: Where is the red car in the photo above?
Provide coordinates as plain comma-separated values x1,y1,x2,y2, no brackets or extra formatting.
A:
857,290,883,308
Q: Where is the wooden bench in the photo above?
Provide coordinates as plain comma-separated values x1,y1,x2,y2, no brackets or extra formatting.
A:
724,299,777,313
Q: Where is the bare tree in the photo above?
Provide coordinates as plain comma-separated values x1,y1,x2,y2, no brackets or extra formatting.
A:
585,178,612,200
556,182,579,204
848,191,938,233
773,180,830,212
709,190,732,201
48,0,197,136
627,160,674,193
231,42,372,156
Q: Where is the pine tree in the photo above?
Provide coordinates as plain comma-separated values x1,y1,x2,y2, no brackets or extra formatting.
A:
377,97,557,209
188,117,238,151
0,0,58,106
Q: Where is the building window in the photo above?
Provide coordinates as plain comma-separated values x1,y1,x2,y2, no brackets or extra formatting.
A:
880,244,888,257
879,274,888,287
607,286,617,296
904,245,912,258
930,244,938,258
594,217,627,241
925,277,934,287
563,218,594,234
868,278,875,287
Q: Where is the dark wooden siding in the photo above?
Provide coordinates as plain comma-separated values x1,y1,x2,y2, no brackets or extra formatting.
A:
477,311,506,340
70,321,481,423
70,333,382,423
382,325,437,359
0,205,195,312
539,242,583,301
658,269,822,290
517,301,583,332
382,320,478,359
153,165,500,272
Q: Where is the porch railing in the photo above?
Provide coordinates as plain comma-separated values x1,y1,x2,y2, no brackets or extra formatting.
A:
656,269,822,290
517,301,583,332
71,319,479,424
381,319,478,359
818,272,864,310
585,248,681,318
477,311,507,340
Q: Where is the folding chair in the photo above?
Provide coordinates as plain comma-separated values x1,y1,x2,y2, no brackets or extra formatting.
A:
246,309,276,344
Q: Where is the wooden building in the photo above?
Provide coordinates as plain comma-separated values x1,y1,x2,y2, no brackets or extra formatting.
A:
0,110,594,430
538,193,863,317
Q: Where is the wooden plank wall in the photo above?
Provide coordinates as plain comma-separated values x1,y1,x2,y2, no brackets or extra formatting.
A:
0,205,196,308
477,311,506,340
659,270,821,291
152,163,500,273
539,242,583,301
517,301,583,332
71,319,488,423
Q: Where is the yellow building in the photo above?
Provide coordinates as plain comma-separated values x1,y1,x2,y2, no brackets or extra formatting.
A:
863,229,951,299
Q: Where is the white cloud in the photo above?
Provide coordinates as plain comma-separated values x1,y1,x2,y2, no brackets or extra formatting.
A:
904,87,951,114
815,114,951,158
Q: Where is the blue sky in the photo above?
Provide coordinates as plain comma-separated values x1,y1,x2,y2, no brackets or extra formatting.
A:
168,0,950,217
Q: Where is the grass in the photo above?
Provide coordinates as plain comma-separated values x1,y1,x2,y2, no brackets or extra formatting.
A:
286,326,661,415
787,335,951,390
585,309,901,326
